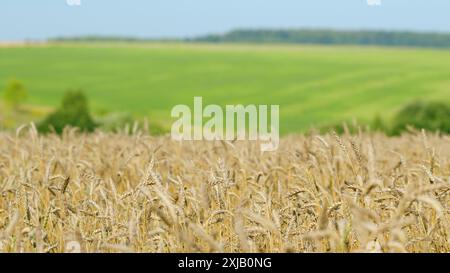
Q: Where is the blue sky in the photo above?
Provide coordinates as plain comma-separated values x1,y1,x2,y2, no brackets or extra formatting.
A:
1,0,450,41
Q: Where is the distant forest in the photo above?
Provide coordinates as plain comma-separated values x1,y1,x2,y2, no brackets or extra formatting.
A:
191,29,450,48
51,29,450,48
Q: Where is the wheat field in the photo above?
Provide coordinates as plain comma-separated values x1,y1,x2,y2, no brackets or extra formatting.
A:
0,124,448,253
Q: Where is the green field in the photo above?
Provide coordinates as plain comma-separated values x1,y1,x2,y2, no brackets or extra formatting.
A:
1,43,450,133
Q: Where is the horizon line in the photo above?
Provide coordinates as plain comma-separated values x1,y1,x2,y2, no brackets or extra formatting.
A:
3,27,450,43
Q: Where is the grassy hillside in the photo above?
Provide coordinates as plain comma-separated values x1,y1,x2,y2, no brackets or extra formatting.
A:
1,43,450,133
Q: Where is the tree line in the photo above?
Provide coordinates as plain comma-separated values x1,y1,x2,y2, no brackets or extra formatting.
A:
190,29,450,48
51,29,450,48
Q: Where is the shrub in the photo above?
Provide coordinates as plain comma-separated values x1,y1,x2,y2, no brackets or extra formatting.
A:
38,90,97,134
371,114,389,133
96,111,135,132
96,112,168,135
391,101,450,135
318,115,388,135
148,121,168,135
2,79,27,110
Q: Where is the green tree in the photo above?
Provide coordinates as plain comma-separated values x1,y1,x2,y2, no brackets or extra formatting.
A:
38,90,97,134
392,101,450,135
2,79,28,110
